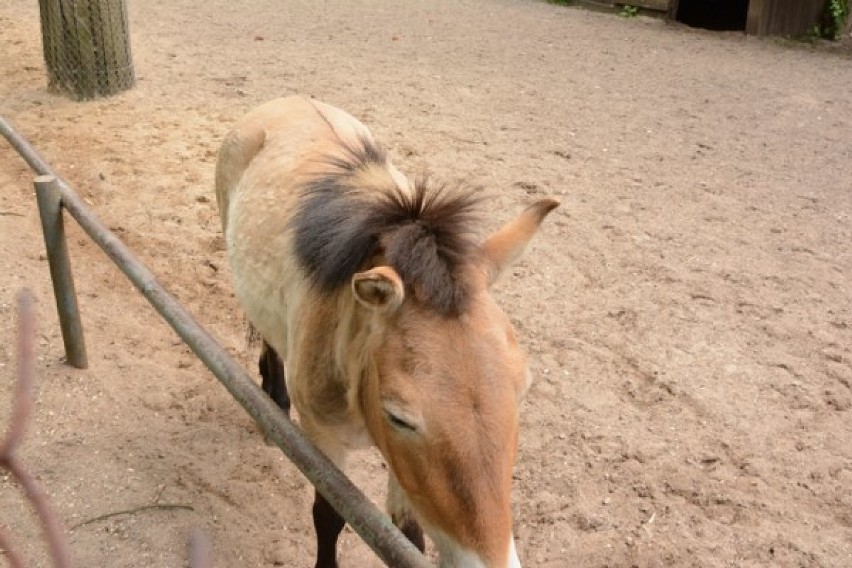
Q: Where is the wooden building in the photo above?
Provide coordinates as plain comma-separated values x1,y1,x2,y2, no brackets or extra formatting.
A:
585,0,828,37
674,0,825,36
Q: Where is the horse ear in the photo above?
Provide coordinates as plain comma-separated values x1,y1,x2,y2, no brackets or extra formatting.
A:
480,198,559,285
352,266,405,312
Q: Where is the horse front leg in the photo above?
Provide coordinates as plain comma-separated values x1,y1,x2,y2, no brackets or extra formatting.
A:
258,341,290,416
301,424,349,568
312,489,346,568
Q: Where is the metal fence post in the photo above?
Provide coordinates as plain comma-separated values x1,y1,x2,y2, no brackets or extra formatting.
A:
34,174,88,369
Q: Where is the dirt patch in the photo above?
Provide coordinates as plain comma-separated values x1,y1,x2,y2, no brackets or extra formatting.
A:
1,1,851,567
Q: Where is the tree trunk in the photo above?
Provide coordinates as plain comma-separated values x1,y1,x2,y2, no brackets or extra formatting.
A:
38,0,135,100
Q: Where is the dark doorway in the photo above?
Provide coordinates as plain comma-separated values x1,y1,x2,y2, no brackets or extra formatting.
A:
676,0,750,31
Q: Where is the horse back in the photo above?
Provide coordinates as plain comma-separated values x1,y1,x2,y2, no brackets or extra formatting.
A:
216,95,370,230
215,96,382,375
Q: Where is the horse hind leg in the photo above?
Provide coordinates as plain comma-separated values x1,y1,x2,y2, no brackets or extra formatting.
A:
259,341,290,416
388,473,426,552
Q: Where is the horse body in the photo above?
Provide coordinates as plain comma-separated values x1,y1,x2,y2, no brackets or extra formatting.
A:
217,96,385,453
216,96,557,568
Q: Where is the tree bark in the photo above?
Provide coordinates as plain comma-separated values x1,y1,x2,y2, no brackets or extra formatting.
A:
38,0,135,100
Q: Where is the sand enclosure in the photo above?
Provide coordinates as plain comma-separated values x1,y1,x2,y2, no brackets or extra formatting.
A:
1,1,851,566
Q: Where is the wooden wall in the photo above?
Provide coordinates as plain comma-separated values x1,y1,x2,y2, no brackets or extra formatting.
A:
571,0,827,38
746,0,826,36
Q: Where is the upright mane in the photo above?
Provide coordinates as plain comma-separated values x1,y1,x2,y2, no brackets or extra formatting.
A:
293,136,481,315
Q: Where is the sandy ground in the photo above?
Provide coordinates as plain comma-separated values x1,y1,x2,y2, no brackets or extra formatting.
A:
1,1,851,567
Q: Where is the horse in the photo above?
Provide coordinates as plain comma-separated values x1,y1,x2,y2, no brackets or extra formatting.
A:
215,95,557,568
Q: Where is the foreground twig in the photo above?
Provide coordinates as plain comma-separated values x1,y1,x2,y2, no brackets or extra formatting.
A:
0,290,73,568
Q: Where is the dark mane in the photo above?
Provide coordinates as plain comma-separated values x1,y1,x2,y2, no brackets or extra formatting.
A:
293,137,481,315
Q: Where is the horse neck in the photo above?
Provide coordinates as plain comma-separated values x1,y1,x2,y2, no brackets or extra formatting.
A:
330,291,381,422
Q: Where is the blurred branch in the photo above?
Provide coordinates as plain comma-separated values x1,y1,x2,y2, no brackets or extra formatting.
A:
0,524,26,568
0,290,73,568
188,528,213,568
1,292,213,568
0,291,35,458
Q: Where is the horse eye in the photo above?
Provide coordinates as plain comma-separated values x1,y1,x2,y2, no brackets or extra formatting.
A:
385,411,416,432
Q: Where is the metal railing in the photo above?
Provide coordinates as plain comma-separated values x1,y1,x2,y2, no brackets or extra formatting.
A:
0,116,431,568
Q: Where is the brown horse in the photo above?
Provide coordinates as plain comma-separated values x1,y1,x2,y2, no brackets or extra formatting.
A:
216,96,557,568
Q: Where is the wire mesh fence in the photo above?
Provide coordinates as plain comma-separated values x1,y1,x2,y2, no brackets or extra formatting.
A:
37,0,135,100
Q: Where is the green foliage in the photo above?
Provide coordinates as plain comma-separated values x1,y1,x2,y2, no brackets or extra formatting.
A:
829,0,849,39
806,23,823,43
546,0,575,6
619,4,639,18
818,0,849,40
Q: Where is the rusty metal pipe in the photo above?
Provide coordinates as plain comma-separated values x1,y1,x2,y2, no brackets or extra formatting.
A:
0,116,431,568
